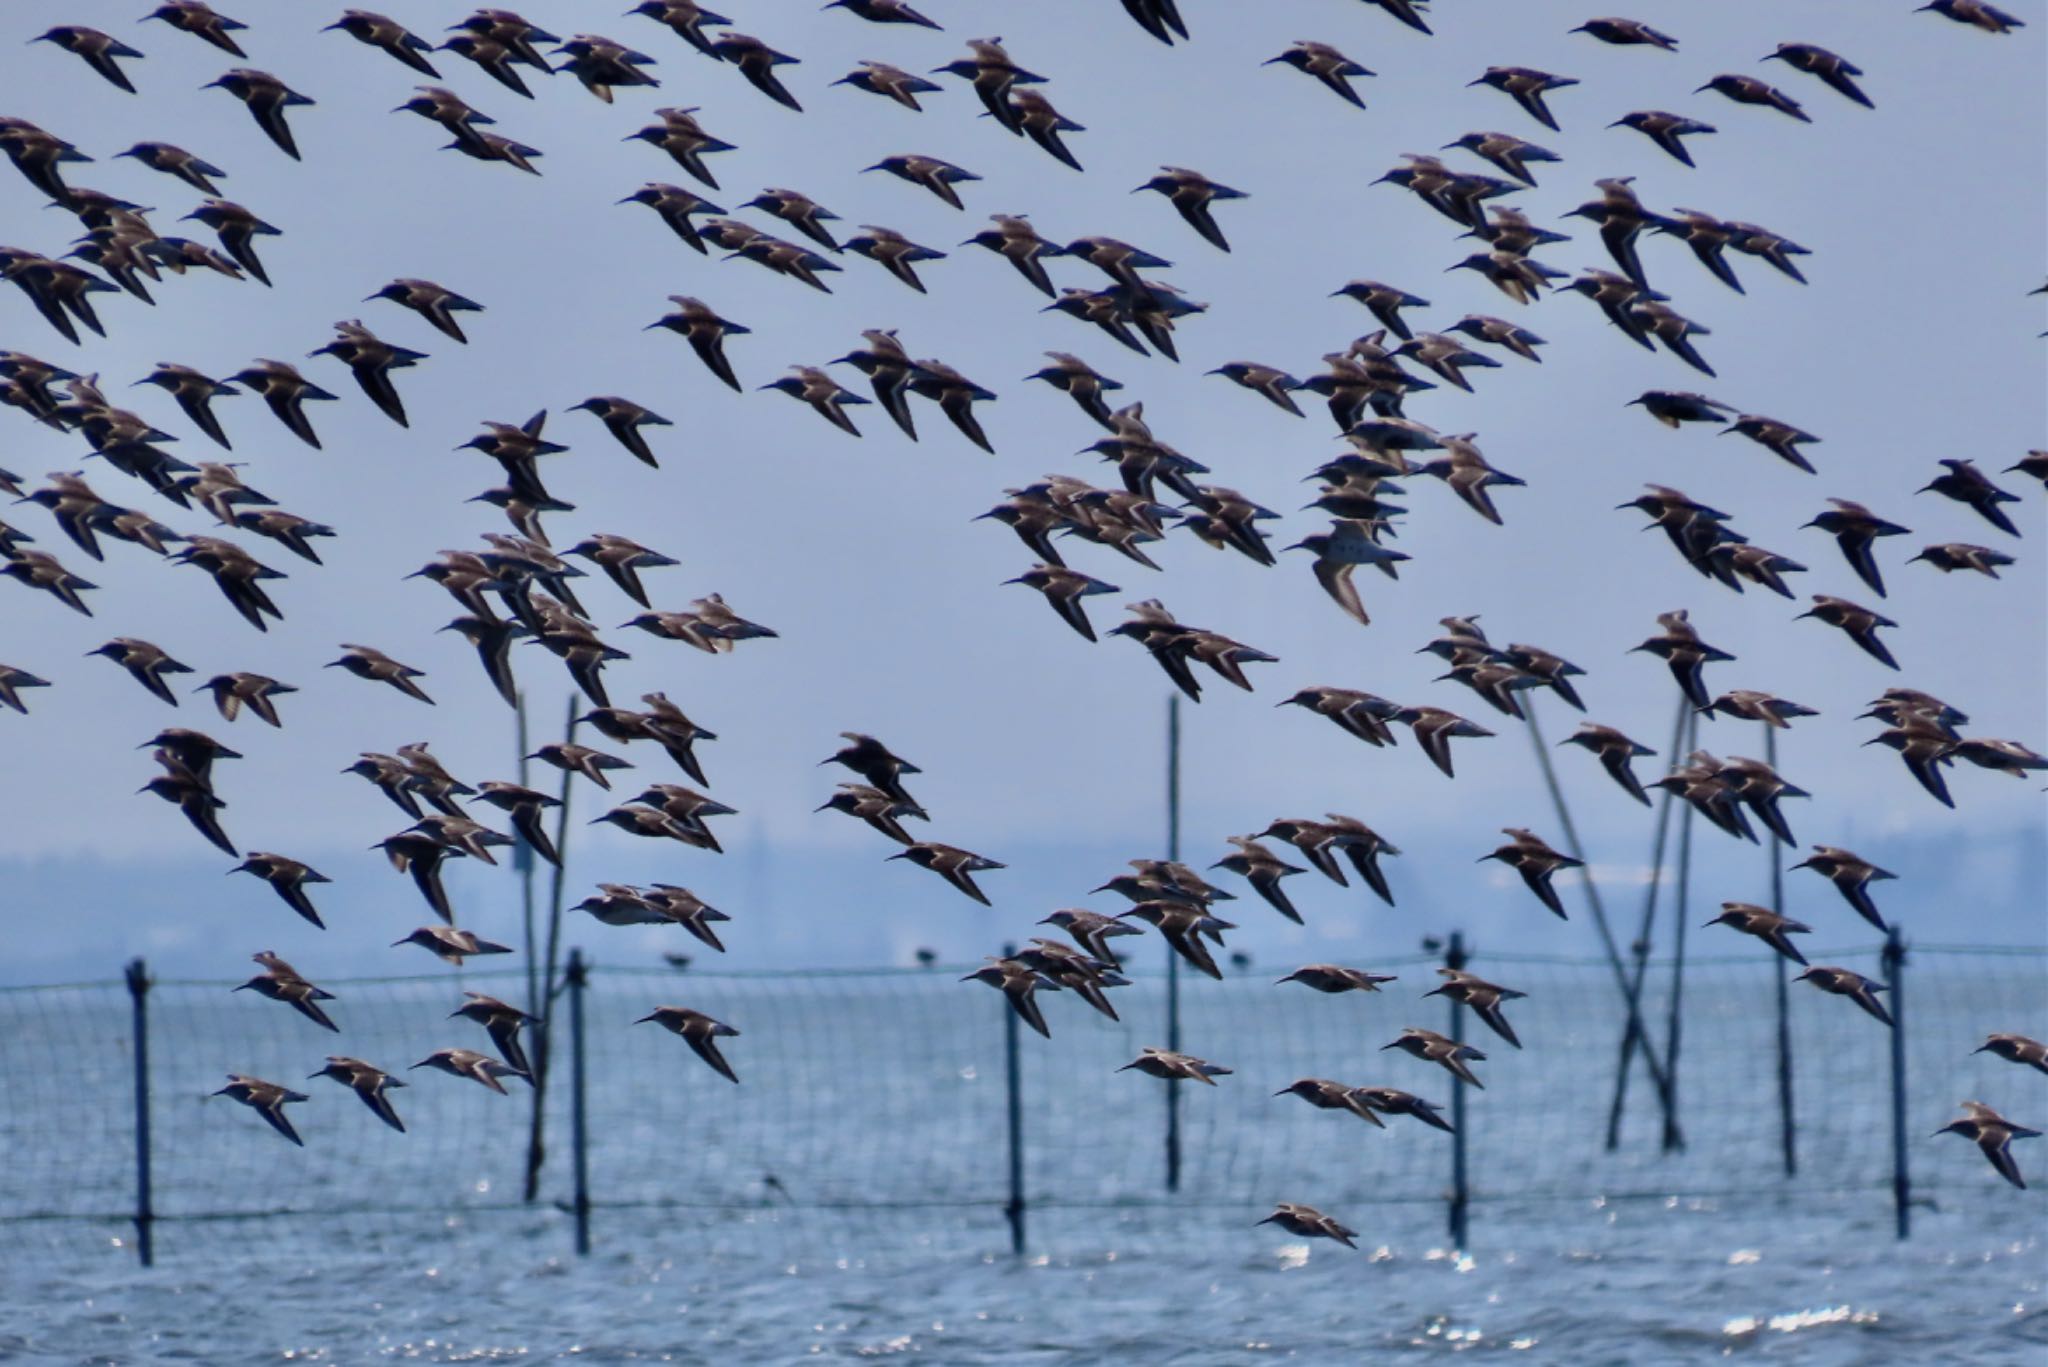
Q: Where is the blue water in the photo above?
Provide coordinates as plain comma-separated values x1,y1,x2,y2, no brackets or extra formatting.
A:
6,1201,2045,1363
3,951,2044,1362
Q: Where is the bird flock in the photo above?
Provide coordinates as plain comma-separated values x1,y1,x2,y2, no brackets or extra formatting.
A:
1,0,2043,1243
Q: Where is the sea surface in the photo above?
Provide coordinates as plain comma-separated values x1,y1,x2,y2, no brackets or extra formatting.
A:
6,1200,2045,1365
3,949,2044,1364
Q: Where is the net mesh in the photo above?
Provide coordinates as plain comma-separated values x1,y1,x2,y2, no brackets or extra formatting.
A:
1,943,2041,1264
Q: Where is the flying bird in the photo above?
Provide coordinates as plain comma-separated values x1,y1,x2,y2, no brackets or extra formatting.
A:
1257,1203,1360,1248
636,1006,741,1082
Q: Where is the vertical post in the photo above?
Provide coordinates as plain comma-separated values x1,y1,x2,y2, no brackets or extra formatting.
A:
1445,932,1469,1250
1659,711,1698,1152
1605,692,1691,1150
1001,941,1026,1256
1766,724,1797,1177
566,947,591,1256
124,958,154,1269
516,692,539,1018
1883,926,1909,1240
1164,694,1183,1195
525,697,581,1203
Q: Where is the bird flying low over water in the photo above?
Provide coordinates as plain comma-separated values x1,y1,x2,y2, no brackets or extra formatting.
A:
309,1056,407,1133
1789,847,1897,934
228,856,323,930
963,957,1057,1037
1796,966,1893,1026
411,1047,525,1094
235,951,338,1032
1118,901,1233,979
1425,968,1527,1048
1705,903,1813,966
1258,1202,1360,1248
1976,1035,2048,1075
449,993,538,1077
636,1006,740,1082
1013,940,1125,1021
1276,964,1399,995
213,1074,309,1144
1119,1046,1230,1084
1353,1087,1453,1132
888,842,1004,905
1937,1102,2040,1188
1274,1078,1387,1128
393,925,511,965
1212,836,1309,923
1382,1027,1486,1088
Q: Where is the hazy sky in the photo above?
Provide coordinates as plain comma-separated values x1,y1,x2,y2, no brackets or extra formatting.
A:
2,0,2042,983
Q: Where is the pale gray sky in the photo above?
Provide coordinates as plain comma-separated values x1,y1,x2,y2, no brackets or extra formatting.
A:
2,0,2042,981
